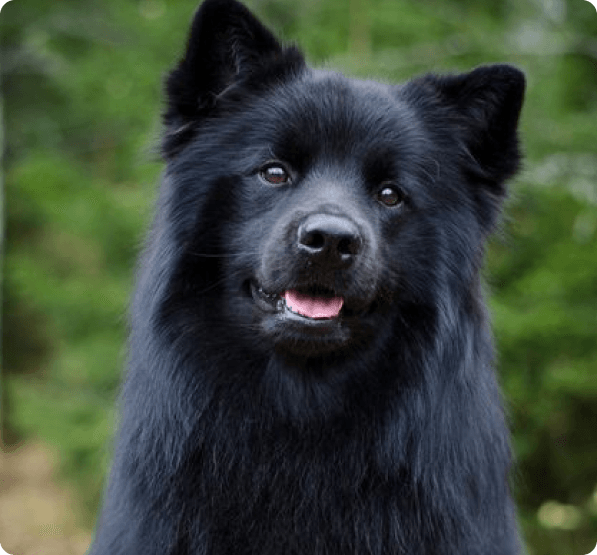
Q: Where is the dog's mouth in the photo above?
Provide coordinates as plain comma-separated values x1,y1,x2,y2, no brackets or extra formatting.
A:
250,282,344,321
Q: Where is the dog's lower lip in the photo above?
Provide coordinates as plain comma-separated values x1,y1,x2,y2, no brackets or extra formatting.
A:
250,282,284,313
250,281,344,321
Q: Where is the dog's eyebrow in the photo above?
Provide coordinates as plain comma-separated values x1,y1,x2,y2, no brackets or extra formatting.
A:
362,147,400,184
231,146,279,174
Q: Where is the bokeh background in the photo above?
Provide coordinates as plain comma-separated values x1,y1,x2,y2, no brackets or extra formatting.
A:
1,0,596,553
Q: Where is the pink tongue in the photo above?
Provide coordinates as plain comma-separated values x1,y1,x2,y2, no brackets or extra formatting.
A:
284,290,344,319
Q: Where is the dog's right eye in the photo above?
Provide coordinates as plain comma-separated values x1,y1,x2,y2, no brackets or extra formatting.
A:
259,163,291,186
376,184,405,207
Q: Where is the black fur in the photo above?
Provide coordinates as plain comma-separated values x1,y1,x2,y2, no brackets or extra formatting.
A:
89,1,526,553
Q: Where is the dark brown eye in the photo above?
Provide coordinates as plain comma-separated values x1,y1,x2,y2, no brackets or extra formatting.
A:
260,163,290,186
377,185,404,207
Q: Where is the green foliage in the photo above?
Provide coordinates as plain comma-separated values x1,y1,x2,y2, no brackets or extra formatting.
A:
2,0,596,551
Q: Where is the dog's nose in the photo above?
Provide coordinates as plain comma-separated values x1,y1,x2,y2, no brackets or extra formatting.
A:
297,214,362,266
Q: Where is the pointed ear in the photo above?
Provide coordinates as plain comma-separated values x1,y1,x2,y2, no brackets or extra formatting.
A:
163,0,304,154
416,64,525,193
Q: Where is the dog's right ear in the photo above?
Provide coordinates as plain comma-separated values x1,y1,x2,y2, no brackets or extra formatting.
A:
163,0,304,155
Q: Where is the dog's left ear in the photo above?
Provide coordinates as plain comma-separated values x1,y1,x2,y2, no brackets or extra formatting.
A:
164,0,304,155
410,64,525,193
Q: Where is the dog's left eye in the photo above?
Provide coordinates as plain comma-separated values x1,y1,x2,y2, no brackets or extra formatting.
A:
377,184,405,207
260,163,290,186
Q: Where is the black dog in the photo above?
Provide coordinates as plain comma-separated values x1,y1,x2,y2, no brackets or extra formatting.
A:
89,0,525,553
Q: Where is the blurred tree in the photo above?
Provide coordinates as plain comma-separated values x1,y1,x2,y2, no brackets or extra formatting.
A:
1,56,6,445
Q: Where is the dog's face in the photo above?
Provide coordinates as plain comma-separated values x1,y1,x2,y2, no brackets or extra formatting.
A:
215,74,439,356
159,0,524,359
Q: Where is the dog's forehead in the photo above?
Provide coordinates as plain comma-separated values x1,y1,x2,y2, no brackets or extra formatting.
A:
281,70,411,132
246,69,423,163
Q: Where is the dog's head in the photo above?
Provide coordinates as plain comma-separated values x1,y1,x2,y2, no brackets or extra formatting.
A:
150,0,525,359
